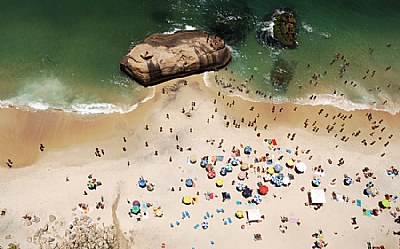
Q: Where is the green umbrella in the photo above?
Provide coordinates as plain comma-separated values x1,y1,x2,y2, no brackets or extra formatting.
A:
381,199,390,208
131,205,140,214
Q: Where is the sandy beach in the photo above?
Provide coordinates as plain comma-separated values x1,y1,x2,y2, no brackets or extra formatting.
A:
0,74,399,249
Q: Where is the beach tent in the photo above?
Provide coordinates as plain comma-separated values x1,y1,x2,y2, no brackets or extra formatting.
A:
310,189,326,204
295,162,307,173
220,167,227,176
240,163,249,171
247,209,261,223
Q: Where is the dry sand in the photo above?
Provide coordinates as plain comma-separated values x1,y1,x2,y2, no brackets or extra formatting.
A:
0,74,399,249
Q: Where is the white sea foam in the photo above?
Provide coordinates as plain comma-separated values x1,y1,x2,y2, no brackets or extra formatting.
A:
302,22,313,33
163,25,198,34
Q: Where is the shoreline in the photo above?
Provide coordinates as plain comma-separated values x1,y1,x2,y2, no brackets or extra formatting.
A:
0,74,399,249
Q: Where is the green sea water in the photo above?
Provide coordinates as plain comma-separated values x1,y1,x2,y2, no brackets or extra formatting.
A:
0,0,399,113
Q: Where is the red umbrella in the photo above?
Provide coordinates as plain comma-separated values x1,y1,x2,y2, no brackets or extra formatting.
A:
259,185,269,195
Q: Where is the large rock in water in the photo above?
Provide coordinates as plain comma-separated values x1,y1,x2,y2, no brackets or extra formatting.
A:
120,31,231,86
257,9,298,49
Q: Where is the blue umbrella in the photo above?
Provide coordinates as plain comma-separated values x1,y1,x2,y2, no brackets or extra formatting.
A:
200,159,208,167
244,146,252,154
201,221,209,229
138,179,146,188
274,163,283,173
242,188,253,198
236,183,245,191
231,158,239,166
253,194,262,204
220,167,227,176
185,178,193,187
344,177,353,186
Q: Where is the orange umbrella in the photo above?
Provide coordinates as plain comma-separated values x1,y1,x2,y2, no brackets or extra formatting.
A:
259,185,269,195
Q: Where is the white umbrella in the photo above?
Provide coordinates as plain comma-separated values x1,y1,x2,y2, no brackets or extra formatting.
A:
282,176,290,186
295,162,307,173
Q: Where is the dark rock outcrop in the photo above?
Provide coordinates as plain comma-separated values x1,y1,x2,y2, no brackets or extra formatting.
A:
270,57,296,90
120,31,231,86
257,9,298,49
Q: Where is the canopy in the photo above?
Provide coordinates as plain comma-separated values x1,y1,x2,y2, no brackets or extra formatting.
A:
247,209,261,222
295,162,306,173
343,176,353,186
312,178,321,187
259,185,269,195
226,164,233,172
200,158,208,167
216,179,224,187
310,189,326,204
185,178,193,187
183,196,192,205
236,210,244,219
231,158,239,166
132,200,140,207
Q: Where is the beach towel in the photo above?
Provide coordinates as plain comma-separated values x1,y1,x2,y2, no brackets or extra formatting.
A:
356,199,362,207
363,210,372,217
289,218,299,223
216,155,224,162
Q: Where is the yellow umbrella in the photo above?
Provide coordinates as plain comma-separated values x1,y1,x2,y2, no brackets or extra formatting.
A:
267,167,275,175
287,159,295,168
183,196,191,205
236,210,244,219
240,163,249,171
216,179,224,187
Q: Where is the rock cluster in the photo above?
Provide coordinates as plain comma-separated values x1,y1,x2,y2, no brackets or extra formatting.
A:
29,215,117,249
120,31,231,86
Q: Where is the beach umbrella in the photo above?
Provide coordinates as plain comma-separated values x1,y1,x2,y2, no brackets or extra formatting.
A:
244,146,252,155
286,159,295,168
259,185,269,195
216,179,224,187
312,178,321,187
236,183,245,191
132,200,140,207
238,171,246,181
185,178,194,187
189,155,197,164
343,176,353,186
206,164,214,172
274,164,283,173
183,196,192,205
240,163,249,171
236,210,244,219
380,199,391,209
147,183,155,191
207,170,216,179
138,179,146,188
364,187,373,196
131,205,140,214
295,162,306,173
242,188,253,198
200,158,208,167
253,194,262,204
231,158,239,166
282,176,290,186
220,167,227,176
226,164,233,172
201,221,209,229
267,167,275,175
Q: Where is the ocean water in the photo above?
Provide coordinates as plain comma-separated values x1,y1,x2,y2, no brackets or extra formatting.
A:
1,0,399,114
